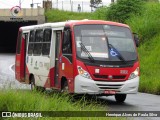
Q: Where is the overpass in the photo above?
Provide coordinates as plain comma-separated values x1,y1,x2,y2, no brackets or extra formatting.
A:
0,8,45,53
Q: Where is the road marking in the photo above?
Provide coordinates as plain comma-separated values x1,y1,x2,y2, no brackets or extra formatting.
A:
9,63,15,74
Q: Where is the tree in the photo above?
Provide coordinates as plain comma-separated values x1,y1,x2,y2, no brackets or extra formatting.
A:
90,0,102,8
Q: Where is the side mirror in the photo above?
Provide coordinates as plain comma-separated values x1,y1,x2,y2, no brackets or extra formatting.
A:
133,33,139,47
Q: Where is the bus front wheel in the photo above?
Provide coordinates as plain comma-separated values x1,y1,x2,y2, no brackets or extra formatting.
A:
61,81,69,93
115,94,127,103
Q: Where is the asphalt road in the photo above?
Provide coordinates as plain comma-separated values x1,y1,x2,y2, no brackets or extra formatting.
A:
0,54,159,120
100,94,160,120
0,53,29,89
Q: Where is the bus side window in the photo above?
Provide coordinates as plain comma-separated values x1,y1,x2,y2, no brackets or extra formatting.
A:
62,28,72,54
33,29,43,56
42,29,52,55
28,30,35,55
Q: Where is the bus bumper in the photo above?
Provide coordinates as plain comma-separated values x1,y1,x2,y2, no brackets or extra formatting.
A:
74,75,139,94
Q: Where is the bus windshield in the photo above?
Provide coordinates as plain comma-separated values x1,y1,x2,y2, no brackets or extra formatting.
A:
74,25,137,62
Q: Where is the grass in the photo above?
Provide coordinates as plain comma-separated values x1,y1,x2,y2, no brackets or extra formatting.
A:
127,3,160,94
0,90,101,111
0,90,123,120
45,9,92,22
138,34,160,94
45,8,107,22
127,3,160,43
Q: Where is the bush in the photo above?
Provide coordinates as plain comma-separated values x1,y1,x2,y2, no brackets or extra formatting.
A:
91,6,108,20
106,0,143,23
138,34,160,94
127,3,160,42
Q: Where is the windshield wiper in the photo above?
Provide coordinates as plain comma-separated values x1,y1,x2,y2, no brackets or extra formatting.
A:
108,43,126,63
79,43,95,62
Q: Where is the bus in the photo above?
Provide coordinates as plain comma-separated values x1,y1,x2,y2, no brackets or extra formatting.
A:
15,20,140,102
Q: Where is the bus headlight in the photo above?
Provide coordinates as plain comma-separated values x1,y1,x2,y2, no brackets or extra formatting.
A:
128,67,139,80
77,66,92,79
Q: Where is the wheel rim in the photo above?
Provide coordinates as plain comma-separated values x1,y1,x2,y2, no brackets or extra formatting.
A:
63,85,69,93
61,81,69,93
31,80,35,90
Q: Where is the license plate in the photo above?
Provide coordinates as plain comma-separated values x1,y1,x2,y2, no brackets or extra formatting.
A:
104,90,116,94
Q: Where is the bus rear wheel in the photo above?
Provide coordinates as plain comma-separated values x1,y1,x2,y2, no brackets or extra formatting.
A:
115,94,127,103
31,76,36,91
30,76,45,92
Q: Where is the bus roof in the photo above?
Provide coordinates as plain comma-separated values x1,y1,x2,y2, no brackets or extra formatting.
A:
66,20,129,28
19,20,129,31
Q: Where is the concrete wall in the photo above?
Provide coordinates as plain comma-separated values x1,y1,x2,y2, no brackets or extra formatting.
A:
0,16,45,24
0,7,44,17
0,8,45,24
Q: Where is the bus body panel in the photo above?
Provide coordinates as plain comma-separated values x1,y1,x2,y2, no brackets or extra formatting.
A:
15,20,140,95
15,32,26,82
74,60,139,94
84,62,139,81
26,56,51,87
59,55,74,92
74,75,139,94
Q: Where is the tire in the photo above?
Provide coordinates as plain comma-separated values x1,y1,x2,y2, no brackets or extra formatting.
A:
115,94,127,103
36,86,45,92
31,76,36,91
30,76,45,92
61,81,69,93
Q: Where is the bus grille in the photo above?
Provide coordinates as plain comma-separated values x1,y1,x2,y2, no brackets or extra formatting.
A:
93,74,108,79
96,83,123,90
93,74,126,80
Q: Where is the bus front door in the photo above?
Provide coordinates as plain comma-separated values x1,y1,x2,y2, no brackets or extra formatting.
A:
54,31,62,86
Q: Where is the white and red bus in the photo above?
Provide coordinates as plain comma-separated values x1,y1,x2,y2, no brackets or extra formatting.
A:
15,20,140,102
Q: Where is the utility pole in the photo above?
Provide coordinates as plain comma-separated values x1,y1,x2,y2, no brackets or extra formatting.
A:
31,0,33,16
19,0,21,7
57,0,58,9
71,1,73,11
31,0,34,8
82,1,83,12
62,1,63,10
70,0,72,11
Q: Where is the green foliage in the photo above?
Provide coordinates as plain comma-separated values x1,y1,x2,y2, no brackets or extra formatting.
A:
45,9,92,22
0,91,121,120
126,3,160,94
127,3,160,42
138,34,160,95
106,0,143,23
90,0,102,8
0,91,101,111
91,6,108,20
143,0,159,2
